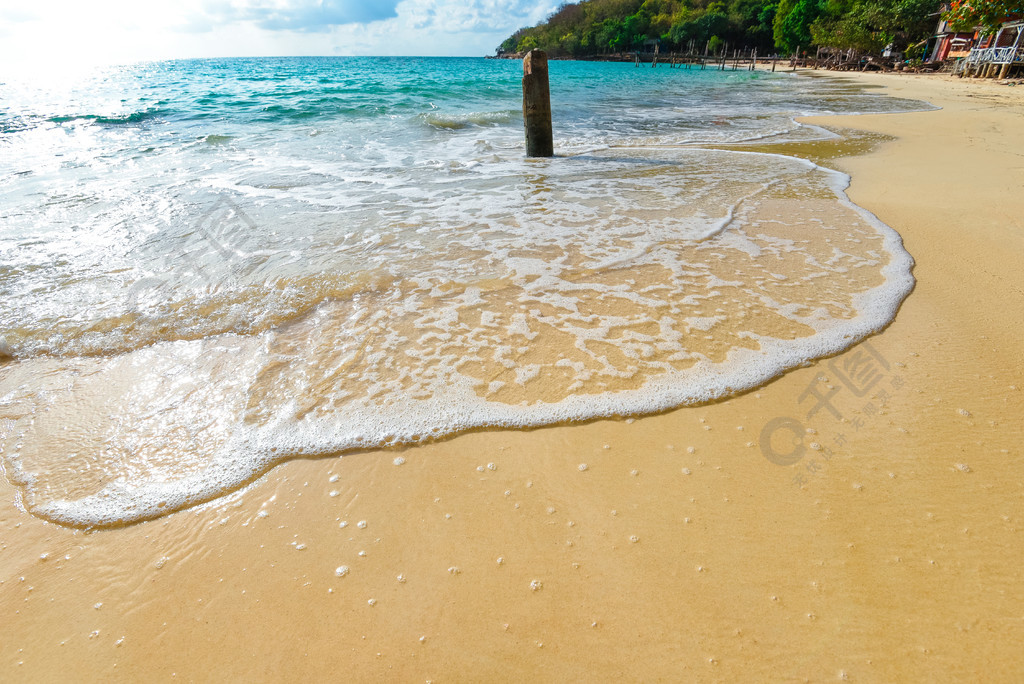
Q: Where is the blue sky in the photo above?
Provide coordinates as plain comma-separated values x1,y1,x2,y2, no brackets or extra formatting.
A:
0,0,559,67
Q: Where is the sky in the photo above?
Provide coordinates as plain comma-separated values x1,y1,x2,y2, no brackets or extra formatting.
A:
0,0,560,68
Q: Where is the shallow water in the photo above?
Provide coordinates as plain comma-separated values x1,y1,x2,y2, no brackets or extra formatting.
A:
0,57,931,526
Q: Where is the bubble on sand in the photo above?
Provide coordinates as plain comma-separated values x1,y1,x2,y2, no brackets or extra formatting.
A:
530,580,543,591
487,463,497,471
368,598,377,606
448,566,460,575
629,535,639,543
397,574,406,583
155,556,170,569
956,463,971,473
329,490,339,497
93,602,103,610
295,543,306,550
339,521,348,528
329,474,340,483
257,510,269,518
957,408,971,417
335,566,349,577
393,457,405,466
578,463,588,471
682,468,691,475
357,520,367,529
630,469,639,477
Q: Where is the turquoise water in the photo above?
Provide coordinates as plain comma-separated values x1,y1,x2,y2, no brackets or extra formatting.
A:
0,57,929,526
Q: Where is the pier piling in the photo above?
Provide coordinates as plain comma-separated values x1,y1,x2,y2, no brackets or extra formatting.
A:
522,49,553,158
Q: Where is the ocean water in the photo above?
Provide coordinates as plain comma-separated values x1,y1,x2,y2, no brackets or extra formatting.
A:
0,57,931,526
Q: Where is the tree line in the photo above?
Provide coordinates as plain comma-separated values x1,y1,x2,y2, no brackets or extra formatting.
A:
498,0,965,58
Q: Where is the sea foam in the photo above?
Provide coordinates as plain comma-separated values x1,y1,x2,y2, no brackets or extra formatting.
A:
0,148,913,527
0,59,928,527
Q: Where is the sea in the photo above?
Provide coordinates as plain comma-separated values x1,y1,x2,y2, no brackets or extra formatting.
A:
0,56,932,526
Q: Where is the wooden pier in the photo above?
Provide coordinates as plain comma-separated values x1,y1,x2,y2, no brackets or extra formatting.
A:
631,47,783,72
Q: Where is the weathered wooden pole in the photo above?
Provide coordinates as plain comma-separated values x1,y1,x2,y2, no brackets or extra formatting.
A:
522,49,553,158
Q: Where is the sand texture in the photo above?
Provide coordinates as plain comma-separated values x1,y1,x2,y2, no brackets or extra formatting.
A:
2,71,1023,681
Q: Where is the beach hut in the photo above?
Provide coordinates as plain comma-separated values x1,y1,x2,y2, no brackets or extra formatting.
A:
926,13,977,64
962,20,1024,77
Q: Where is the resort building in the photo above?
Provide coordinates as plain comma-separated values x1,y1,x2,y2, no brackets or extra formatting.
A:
962,20,1024,77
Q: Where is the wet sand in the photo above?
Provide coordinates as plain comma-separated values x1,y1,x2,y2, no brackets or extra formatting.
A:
3,71,1024,681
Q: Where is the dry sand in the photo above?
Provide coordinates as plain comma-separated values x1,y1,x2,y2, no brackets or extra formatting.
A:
2,71,1023,681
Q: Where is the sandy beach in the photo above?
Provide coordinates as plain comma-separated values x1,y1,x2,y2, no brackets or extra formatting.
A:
2,70,1023,681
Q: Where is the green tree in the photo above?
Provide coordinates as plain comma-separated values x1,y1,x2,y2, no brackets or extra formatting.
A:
944,0,1020,35
774,0,824,52
495,0,944,57
517,35,539,52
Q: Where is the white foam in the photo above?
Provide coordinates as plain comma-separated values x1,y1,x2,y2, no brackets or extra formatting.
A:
0,146,914,528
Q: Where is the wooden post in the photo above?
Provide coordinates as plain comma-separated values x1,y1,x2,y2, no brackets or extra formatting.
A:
522,50,553,158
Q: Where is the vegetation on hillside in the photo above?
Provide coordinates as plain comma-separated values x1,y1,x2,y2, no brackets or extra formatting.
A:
945,0,1022,35
498,0,946,57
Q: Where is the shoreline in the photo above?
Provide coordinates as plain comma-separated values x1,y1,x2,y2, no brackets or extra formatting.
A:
2,72,1023,680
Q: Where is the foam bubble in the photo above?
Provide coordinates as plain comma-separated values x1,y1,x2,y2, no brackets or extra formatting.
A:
0,147,914,528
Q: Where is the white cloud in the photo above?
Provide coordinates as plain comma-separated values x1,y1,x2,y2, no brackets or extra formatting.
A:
187,0,402,33
0,0,559,67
